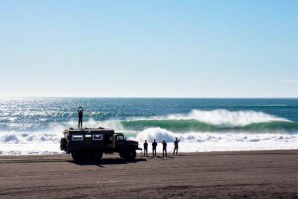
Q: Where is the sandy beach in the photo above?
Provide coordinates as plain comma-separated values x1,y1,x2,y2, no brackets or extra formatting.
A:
0,151,298,199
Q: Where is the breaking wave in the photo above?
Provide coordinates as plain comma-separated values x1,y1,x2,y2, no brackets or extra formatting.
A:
0,129,63,155
122,109,296,133
1,127,298,155
1,109,298,155
128,109,290,126
130,127,298,152
122,120,298,133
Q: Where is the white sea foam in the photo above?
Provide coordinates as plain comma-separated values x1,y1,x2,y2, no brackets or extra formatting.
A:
0,119,125,155
0,115,296,155
131,127,298,152
0,129,63,155
2,125,297,155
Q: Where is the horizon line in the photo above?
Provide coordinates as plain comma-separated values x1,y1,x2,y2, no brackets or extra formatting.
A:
1,96,298,99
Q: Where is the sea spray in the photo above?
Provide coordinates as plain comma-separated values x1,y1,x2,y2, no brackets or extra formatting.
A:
1,98,298,155
126,109,291,127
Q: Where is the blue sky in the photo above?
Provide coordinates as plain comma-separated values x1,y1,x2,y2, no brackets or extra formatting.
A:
0,0,298,97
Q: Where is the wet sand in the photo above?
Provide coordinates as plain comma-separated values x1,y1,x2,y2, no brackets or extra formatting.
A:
1,151,298,199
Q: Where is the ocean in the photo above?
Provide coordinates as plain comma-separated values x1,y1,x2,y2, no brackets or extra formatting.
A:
1,97,298,155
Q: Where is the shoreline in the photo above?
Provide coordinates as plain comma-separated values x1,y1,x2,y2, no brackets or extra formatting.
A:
1,150,298,198
0,147,298,157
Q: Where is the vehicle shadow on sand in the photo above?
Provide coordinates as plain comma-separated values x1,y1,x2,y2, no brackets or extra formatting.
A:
68,158,147,167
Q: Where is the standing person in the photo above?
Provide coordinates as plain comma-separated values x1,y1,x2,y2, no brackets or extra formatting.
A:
152,139,157,157
173,137,180,155
78,106,84,129
162,140,167,157
143,140,148,157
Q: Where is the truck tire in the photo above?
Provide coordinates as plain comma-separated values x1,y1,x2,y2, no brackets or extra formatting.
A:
91,151,103,163
71,151,78,162
125,149,136,161
119,152,126,159
60,138,67,150
71,151,88,163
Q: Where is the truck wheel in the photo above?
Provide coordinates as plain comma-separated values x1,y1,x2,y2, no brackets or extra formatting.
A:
60,138,67,150
71,152,77,162
119,152,126,159
125,149,136,161
91,151,103,163
72,151,88,163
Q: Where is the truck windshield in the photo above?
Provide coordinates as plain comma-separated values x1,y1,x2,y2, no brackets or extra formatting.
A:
117,135,124,141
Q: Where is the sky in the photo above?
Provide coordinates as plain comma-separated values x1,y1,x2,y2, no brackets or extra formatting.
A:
0,0,298,98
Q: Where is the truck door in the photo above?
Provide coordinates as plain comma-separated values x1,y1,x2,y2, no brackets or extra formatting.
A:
116,135,125,150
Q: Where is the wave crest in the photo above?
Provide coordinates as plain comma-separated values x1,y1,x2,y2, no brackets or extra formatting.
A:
145,109,290,126
122,109,295,132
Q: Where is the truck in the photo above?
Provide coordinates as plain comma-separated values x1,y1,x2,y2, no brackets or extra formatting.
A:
60,127,142,163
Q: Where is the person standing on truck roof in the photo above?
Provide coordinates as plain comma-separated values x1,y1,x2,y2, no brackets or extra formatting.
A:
78,106,83,129
152,139,157,157
162,140,167,157
173,137,180,155
143,140,148,157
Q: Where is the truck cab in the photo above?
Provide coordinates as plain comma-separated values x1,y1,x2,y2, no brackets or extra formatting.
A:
112,133,125,150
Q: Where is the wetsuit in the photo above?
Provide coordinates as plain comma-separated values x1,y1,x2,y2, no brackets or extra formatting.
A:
162,142,167,157
143,142,148,156
78,108,83,129
173,139,180,155
152,141,157,157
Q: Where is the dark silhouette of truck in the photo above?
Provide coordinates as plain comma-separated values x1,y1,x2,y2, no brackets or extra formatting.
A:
60,127,141,163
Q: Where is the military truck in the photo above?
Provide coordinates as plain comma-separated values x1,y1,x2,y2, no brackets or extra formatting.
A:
60,127,141,162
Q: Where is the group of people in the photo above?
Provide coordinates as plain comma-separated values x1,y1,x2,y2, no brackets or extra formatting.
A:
143,138,181,157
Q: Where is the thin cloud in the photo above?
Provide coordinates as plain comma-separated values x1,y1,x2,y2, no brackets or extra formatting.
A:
280,80,298,84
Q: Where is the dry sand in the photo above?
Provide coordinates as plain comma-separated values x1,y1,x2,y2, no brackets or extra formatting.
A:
1,151,298,199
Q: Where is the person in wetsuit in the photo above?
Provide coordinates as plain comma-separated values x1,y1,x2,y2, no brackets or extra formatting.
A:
143,140,148,157
162,140,167,157
78,106,83,129
152,139,157,157
173,137,180,155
